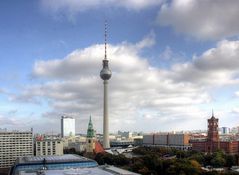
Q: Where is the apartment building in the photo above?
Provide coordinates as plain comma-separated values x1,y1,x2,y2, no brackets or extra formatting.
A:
0,130,33,168
35,139,63,156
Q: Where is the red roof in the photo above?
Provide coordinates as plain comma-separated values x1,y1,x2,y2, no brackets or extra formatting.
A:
94,141,105,154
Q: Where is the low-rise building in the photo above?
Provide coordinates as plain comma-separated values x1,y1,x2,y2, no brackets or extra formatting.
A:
143,133,191,150
68,141,86,152
110,140,134,147
9,154,139,175
35,139,63,156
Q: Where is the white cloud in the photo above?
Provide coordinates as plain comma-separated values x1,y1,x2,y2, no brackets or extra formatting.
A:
14,34,214,133
40,0,163,17
167,40,239,86
159,46,187,62
136,31,156,49
160,46,173,60
0,114,32,128
157,0,239,40
232,107,239,114
235,91,239,97
12,34,239,133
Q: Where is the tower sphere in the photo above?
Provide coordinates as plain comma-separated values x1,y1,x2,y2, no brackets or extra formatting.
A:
100,59,112,80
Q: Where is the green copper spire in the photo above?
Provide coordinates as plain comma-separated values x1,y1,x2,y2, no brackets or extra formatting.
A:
87,115,95,138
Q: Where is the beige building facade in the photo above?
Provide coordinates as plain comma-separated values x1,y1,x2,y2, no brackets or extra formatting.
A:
0,131,33,168
35,139,63,156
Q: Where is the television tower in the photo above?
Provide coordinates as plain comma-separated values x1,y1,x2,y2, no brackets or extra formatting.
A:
100,21,112,149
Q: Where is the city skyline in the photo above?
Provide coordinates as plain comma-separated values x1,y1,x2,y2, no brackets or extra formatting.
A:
0,1,239,133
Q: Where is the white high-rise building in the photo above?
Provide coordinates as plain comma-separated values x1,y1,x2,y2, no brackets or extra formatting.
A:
61,116,75,137
0,130,33,168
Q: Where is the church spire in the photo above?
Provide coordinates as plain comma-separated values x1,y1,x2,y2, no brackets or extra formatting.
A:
87,115,95,138
89,115,92,126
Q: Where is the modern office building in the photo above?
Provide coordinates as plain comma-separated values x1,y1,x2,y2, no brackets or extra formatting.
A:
143,133,191,150
0,130,33,168
9,154,139,175
191,113,239,154
220,127,230,135
61,116,75,137
35,139,63,156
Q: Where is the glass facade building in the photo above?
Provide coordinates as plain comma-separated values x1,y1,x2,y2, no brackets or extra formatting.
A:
61,116,75,137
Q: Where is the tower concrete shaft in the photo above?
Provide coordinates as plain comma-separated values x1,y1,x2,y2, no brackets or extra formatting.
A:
100,60,111,149
103,80,110,148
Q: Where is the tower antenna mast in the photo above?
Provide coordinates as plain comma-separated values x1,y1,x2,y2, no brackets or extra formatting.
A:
104,20,107,60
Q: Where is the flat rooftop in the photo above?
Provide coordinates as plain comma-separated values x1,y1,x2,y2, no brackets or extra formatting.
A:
19,169,103,175
18,166,139,175
11,154,139,175
16,154,92,164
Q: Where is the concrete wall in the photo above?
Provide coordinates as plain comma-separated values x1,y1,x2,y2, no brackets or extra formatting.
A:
154,134,168,145
143,135,154,144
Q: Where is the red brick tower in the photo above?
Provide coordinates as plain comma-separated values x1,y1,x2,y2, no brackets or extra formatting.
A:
208,115,219,142
207,111,219,152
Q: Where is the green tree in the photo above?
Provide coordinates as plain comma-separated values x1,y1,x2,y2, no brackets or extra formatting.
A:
94,153,105,165
130,157,144,173
138,166,150,175
210,151,226,168
225,155,236,167
190,160,201,174
188,152,205,164
63,148,76,154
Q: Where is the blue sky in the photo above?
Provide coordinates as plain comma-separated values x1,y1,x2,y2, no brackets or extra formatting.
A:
0,0,239,134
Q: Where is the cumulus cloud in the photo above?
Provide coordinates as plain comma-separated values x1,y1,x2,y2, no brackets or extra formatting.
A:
0,114,32,128
12,33,239,133
167,40,239,86
40,0,163,17
14,33,216,133
136,31,156,49
159,46,186,64
232,107,239,114
0,115,18,126
235,91,239,97
157,0,239,40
